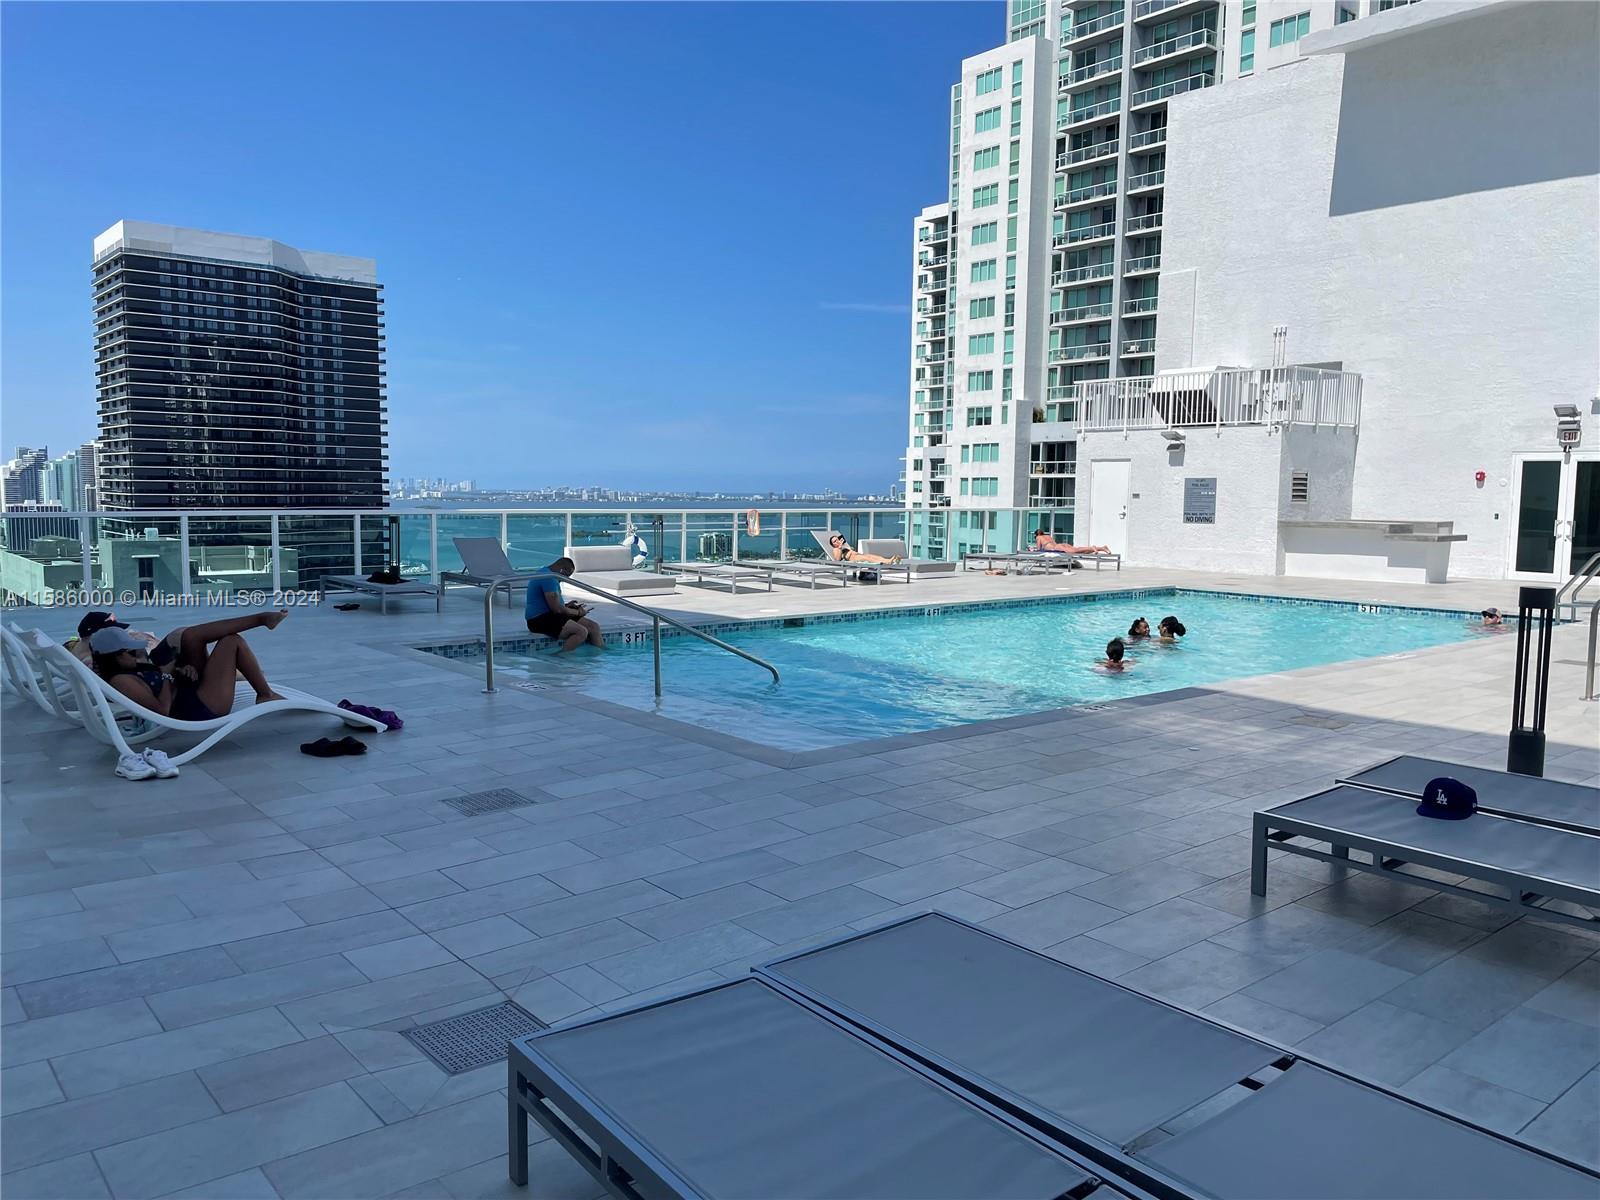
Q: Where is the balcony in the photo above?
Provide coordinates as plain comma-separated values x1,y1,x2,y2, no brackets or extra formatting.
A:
1128,126,1168,150
1125,212,1164,233
1052,302,1115,324
916,392,949,409
1124,253,1161,275
916,274,949,293
1132,72,1215,109
1053,262,1115,286
1054,179,1119,209
1048,342,1112,362
1065,8,1125,44
1075,366,1364,432
1059,56,1122,90
1056,140,1119,171
1058,96,1122,131
918,253,949,268
1127,169,1165,192
1123,295,1159,315
1132,0,1212,21
916,350,948,365
1122,339,1156,356
1029,461,1078,476
918,226,949,243
1054,221,1117,247
917,300,948,316
1132,27,1218,66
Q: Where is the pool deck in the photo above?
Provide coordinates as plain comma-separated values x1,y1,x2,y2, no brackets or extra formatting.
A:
3,566,1597,1198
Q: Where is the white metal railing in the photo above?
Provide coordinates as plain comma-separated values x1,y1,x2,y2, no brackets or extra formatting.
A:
1125,212,1164,232
1122,339,1155,355
1055,179,1119,208
1129,126,1168,149
1059,96,1122,128
1124,253,1161,274
1067,8,1125,40
918,254,949,268
1029,461,1077,475
1056,141,1119,171
1053,302,1115,323
1049,343,1111,362
1123,295,1159,315
1132,72,1214,107
1133,0,1184,19
1060,56,1123,88
1075,366,1364,433
1132,27,1218,64
917,301,948,315
1128,169,1166,190
1047,385,1079,401
1053,263,1115,285
1057,221,1117,246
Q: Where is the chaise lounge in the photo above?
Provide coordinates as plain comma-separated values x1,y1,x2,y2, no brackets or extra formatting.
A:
1338,754,1600,835
563,544,677,598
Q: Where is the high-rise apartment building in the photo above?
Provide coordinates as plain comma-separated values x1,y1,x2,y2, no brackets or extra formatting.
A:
2,447,49,507
92,221,387,580
906,1,1399,559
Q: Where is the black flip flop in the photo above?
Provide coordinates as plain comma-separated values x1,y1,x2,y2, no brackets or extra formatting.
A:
301,738,341,757
336,736,368,756
334,603,360,612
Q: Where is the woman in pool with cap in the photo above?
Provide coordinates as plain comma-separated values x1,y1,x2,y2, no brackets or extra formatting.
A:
84,609,288,721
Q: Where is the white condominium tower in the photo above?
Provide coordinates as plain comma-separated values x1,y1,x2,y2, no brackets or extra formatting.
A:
906,0,1411,559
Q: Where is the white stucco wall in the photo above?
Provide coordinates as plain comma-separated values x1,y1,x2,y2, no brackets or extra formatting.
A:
1156,0,1600,579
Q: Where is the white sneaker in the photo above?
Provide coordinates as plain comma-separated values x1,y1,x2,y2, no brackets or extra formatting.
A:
141,749,180,779
115,753,157,781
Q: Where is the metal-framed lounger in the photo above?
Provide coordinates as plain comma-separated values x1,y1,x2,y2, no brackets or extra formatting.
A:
1254,785,1600,929
440,537,546,607
1339,754,1600,835
961,551,1076,575
507,975,1120,1200
733,557,851,589
755,912,1599,1200
31,632,386,766
661,561,775,594
319,574,443,614
807,531,914,585
1071,551,1121,571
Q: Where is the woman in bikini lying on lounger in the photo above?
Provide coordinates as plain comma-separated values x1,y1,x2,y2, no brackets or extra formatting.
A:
1032,530,1111,554
86,610,288,721
826,534,902,565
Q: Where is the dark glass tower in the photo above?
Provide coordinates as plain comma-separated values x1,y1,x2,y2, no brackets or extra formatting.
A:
92,221,387,583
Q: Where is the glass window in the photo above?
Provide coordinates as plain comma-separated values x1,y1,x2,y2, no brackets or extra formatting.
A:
971,221,998,246
1011,61,1023,82
973,146,1001,171
969,297,996,318
975,67,1004,94
968,333,995,355
1240,28,1254,72
1242,0,1256,24
966,405,993,426
974,106,1001,133
967,370,994,391
1269,11,1311,46
972,183,1000,208
971,259,997,283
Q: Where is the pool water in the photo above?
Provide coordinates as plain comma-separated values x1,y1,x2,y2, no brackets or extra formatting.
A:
468,591,1483,751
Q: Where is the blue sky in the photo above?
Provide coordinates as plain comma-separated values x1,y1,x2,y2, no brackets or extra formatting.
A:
1,1,999,494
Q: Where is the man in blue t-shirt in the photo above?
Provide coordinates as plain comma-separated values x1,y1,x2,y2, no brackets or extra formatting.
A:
524,557,604,651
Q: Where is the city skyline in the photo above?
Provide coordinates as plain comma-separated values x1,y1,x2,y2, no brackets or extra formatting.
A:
0,1,999,495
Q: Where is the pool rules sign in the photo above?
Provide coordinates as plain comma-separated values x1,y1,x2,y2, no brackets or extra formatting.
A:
1184,477,1217,524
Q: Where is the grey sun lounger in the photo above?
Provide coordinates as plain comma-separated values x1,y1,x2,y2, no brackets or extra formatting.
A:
756,913,1599,1200
732,556,852,588
1339,754,1600,835
961,551,1078,574
807,530,915,584
1254,785,1600,929
507,975,1124,1200
661,561,775,594
440,537,546,607
318,574,443,613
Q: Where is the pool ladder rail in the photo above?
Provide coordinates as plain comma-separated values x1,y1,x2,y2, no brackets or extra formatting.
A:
479,573,779,697
1554,552,1600,702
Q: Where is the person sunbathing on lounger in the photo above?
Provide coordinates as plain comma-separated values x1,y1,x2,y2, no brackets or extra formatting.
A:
826,534,902,565
87,610,289,720
1032,530,1110,554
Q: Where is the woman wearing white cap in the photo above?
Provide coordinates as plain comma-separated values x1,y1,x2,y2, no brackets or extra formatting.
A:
87,609,289,723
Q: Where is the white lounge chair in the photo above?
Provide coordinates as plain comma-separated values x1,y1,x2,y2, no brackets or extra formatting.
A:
2,622,77,720
440,537,546,607
806,531,911,584
27,630,386,766
854,536,957,579
564,545,677,597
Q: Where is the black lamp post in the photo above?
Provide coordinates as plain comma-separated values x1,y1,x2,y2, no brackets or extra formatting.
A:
1507,586,1556,777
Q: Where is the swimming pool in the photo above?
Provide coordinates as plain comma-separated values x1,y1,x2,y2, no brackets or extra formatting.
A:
424,590,1487,751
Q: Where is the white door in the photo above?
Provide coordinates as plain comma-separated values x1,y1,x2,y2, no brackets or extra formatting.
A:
1508,451,1600,581
1087,459,1131,554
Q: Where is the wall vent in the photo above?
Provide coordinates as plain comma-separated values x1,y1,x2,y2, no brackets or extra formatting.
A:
1290,471,1310,503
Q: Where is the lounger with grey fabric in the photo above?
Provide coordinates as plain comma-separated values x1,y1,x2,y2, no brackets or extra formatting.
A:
661,561,775,593
1254,785,1600,929
507,975,1126,1200
961,551,1077,574
440,537,546,607
756,913,1599,1200
807,531,913,584
318,574,443,613
732,556,852,588
1339,754,1600,835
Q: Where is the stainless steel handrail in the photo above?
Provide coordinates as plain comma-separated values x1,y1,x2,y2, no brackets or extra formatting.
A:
480,573,779,696
1554,550,1600,620
1583,596,1599,702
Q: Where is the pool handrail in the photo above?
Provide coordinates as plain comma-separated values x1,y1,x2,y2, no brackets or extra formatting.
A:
480,573,779,696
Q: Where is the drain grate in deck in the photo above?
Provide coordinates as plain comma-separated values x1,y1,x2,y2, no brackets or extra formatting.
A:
440,788,539,817
403,1001,546,1074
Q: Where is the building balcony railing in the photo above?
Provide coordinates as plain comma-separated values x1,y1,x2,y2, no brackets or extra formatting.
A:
1128,126,1169,150
1132,27,1218,66
916,393,948,409
1132,0,1211,21
1121,338,1156,355
1124,253,1161,275
1059,97,1123,130
1053,302,1115,323
918,227,949,243
917,300,947,315
1125,212,1164,232
918,254,949,268
1059,56,1123,90
1054,179,1120,208
1049,343,1112,362
1047,384,1078,400
1075,366,1364,433
1127,169,1166,191
930,464,952,478
1122,295,1160,315
1056,140,1119,171
1065,8,1126,43
1132,72,1215,109
917,351,949,365
916,275,948,293
1055,221,1117,247
1053,262,1115,285
1029,461,1078,476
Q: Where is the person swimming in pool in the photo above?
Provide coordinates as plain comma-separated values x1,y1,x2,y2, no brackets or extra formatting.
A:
1156,616,1186,643
1127,617,1151,640
1477,607,1507,630
1098,637,1132,672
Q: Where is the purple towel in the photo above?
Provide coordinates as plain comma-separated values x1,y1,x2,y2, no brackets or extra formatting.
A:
338,699,403,731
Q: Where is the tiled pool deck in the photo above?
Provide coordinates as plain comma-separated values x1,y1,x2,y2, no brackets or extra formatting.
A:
3,567,1597,1198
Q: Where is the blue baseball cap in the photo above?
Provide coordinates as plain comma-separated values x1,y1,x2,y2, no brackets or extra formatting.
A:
1417,777,1477,820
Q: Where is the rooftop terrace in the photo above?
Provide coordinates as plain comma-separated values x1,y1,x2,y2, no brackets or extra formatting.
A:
3,566,1597,1198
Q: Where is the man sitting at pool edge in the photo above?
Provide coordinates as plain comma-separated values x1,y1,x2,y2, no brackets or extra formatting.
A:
526,558,604,652
1033,529,1111,554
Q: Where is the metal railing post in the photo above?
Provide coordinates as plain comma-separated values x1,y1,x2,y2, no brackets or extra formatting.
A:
1583,601,1599,702
780,512,788,560
483,586,496,693
429,513,439,582
500,511,509,552
78,517,94,593
270,514,282,595
564,513,573,556
678,513,687,565
179,515,192,597
353,514,363,576
653,614,662,697
731,511,739,563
